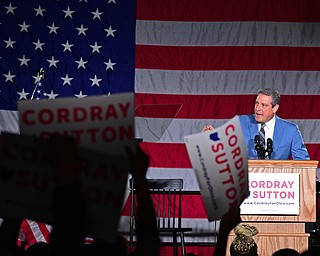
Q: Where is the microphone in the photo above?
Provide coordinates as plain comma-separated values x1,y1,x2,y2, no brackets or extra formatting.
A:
254,135,260,147
254,135,263,159
266,138,273,159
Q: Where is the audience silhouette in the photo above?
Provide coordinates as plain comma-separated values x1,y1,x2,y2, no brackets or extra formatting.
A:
272,248,300,256
0,134,318,256
0,135,160,256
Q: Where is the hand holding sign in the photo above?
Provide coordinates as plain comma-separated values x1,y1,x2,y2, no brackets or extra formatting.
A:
184,116,249,221
202,124,214,132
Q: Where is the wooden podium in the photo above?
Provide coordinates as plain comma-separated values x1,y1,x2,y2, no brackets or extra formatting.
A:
226,160,318,256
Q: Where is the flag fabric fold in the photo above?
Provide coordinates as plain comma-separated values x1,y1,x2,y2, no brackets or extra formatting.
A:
130,0,320,248
1,0,135,248
1,0,320,254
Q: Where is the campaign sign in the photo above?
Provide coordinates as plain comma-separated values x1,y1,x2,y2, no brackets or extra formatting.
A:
0,134,54,222
18,93,134,157
0,133,129,242
241,173,300,215
184,116,249,221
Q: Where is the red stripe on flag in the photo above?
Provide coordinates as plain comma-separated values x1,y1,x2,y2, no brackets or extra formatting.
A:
160,246,215,256
121,194,208,219
141,143,320,168
135,93,320,119
20,220,37,245
135,103,183,119
140,142,191,168
136,45,320,71
137,0,320,22
306,144,320,165
37,223,50,243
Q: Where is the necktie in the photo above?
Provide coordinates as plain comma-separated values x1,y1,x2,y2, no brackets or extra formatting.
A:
259,123,266,148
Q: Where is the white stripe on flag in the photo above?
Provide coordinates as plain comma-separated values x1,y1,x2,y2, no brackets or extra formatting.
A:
135,69,320,95
118,216,219,243
136,20,320,47
0,110,19,134
26,220,51,243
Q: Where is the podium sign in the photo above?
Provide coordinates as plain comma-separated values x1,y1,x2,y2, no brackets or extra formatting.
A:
226,160,318,256
241,173,300,215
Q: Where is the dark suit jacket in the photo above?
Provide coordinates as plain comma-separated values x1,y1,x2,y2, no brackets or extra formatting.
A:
239,114,310,160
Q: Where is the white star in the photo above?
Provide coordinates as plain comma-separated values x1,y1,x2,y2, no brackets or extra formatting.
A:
47,56,59,68
5,3,17,14
4,37,16,49
18,55,30,66
105,25,116,37
61,74,74,85
90,75,102,87
75,57,87,69
75,90,87,98
47,22,59,34
91,8,103,20
63,7,75,18
34,5,46,16
32,74,41,84
33,39,45,51
104,58,116,70
3,71,16,83
17,88,30,100
76,24,88,36
61,40,74,52
108,0,116,4
19,21,31,32
90,41,102,53
46,90,59,100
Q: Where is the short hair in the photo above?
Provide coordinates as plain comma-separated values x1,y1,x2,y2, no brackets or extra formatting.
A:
258,88,280,107
230,241,258,256
230,224,259,256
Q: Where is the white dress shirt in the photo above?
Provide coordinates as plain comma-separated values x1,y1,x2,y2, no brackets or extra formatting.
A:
258,115,275,147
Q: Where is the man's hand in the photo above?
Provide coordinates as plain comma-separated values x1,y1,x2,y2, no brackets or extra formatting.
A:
202,124,214,132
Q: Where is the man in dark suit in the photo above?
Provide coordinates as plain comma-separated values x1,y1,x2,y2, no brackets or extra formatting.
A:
203,88,310,160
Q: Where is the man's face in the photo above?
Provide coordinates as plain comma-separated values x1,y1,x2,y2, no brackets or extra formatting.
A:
254,93,279,123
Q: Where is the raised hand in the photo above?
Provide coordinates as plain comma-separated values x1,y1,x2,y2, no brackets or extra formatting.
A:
202,124,214,132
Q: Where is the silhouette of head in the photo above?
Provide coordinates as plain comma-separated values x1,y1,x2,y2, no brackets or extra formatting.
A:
230,224,259,256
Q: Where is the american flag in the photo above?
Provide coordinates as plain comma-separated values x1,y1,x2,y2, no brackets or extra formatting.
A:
0,0,135,249
124,0,320,255
0,0,135,110
1,0,320,255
